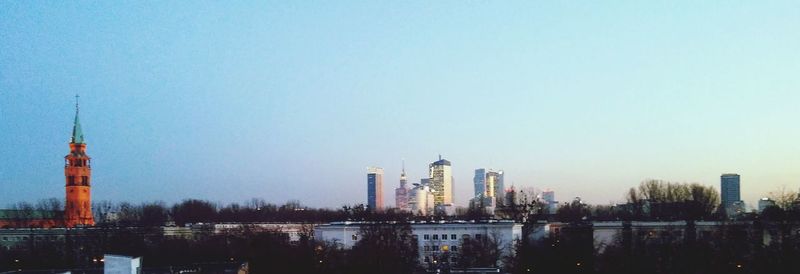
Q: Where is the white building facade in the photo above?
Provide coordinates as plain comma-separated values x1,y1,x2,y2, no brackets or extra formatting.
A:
314,221,523,266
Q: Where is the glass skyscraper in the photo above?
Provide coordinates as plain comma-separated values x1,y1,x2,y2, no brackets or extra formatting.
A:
367,167,384,211
720,173,741,213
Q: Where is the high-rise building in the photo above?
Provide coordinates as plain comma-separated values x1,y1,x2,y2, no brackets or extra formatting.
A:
64,98,95,227
408,184,435,215
473,169,486,198
474,168,505,206
395,161,410,211
367,167,384,211
721,173,741,215
541,190,557,214
429,156,453,206
487,170,504,206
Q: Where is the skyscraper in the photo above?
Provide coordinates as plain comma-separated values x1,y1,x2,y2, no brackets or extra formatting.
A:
474,168,505,206
367,167,384,211
395,161,409,211
541,190,557,214
486,170,504,206
473,169,486,198
64,97,95,227
721,173,741,215
429,156,453,206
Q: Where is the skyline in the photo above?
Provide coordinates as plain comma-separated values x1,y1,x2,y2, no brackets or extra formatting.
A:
2,1,800,209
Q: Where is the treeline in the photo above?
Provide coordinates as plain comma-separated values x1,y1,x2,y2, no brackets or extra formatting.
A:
91,199,353,226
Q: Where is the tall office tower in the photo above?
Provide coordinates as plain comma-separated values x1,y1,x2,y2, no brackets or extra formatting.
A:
429,156,453,206
721,173,741,215
474,169,487,198
486,170,504,205
395,162,410,211
367,167,384,211
496,170,505,197
541,190,557,214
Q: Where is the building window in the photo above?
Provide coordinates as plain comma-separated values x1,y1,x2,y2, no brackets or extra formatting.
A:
67,176,75,185
462,234,470,239
351,234,357,241
451,245,458,252
424,234,430,240
442,234,447,240
433,234,439,240
451,234,457,240
81,176,89,185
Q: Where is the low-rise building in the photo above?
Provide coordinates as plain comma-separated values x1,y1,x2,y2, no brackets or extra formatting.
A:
314,220,523,266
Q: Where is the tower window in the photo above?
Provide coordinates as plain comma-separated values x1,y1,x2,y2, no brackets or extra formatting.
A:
81,176,88,186
67,176,75,185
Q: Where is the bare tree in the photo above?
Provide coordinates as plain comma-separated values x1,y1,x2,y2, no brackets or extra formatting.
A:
768,186,799,209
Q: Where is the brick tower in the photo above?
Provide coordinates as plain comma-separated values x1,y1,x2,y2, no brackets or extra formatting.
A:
64,96,94,227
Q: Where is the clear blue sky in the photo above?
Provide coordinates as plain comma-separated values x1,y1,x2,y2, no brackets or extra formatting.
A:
1,1,799,209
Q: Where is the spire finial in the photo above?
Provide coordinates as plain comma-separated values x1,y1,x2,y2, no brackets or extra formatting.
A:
71,95,84,144
402,158,405,173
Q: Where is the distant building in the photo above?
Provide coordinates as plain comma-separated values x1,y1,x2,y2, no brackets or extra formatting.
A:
473,168,505,207
367,167,384,211
314,220,523,267
758,198,776,213
408,184,435,215
429,156,454,207
473,169,487,199
395,162,410,211
721,174,742,216
541,190,558,214
487,170,504,206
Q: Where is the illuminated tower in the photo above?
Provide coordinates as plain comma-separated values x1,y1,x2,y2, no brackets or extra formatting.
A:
428,155,453,206
395,160,410,211
64,96,94,227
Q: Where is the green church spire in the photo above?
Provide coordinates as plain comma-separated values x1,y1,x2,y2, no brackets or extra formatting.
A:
71,95,84,144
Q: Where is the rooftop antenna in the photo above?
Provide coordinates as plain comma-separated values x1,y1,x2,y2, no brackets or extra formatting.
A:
438,154,442,161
